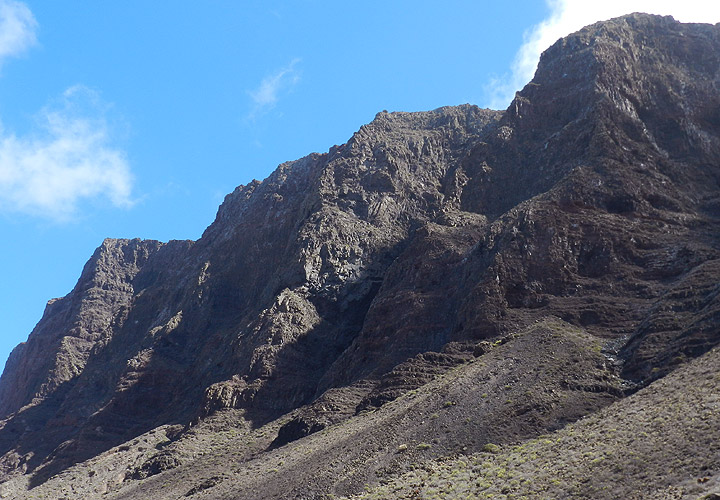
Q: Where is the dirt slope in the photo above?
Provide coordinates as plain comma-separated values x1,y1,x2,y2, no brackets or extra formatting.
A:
0,13,719,500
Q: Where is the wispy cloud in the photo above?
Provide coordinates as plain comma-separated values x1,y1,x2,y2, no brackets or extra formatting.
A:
0,1,134,222
247,58,301,119
0,86,133,221
0,0,37,69
485,0,720,110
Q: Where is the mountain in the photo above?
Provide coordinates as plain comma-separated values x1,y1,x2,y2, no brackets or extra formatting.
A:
1,13,719,499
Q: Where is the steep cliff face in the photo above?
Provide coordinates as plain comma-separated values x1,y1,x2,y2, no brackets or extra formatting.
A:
0,239,162,419
0,13,719,499
319,13,720,392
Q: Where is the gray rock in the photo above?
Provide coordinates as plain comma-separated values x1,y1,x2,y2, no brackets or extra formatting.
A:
0,13,719,499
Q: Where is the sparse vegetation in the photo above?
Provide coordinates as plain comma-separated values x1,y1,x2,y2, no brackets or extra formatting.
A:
482,443,501,454
1,15,719,500
344,346,720,499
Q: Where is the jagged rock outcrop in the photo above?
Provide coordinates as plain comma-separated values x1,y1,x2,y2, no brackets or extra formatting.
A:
0,13,719,500
0,239,162,419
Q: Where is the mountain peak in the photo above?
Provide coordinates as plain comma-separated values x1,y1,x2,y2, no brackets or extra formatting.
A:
1,15,719,499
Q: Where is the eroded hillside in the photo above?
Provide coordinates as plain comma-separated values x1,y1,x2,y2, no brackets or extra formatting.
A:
0,13,719,500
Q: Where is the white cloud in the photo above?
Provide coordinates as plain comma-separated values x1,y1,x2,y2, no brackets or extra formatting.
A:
248,58,301,119
486,0,720,110
0,1,133,222
0,0,37,69
0,86,133,221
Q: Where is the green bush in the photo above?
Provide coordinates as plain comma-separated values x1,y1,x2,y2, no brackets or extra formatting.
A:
482,443,501,453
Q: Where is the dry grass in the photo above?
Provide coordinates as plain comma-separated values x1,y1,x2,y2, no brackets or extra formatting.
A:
347,346,720,499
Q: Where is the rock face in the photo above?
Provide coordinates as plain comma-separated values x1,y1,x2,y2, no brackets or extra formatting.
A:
0,13,719,499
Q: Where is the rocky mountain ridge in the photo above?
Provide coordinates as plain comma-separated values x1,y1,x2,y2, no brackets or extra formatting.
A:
0,13,719,499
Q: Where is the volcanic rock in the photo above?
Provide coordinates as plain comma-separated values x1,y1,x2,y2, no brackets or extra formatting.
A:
0,13,719,500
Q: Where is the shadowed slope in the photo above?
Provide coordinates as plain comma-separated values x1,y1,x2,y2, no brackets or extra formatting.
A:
0,13,718,499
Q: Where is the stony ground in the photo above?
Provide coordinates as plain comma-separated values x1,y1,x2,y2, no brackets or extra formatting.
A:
1,322,717,499
347,345,720,500
1,14,719,500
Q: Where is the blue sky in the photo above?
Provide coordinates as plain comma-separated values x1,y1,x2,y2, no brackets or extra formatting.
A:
1,1,718,372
